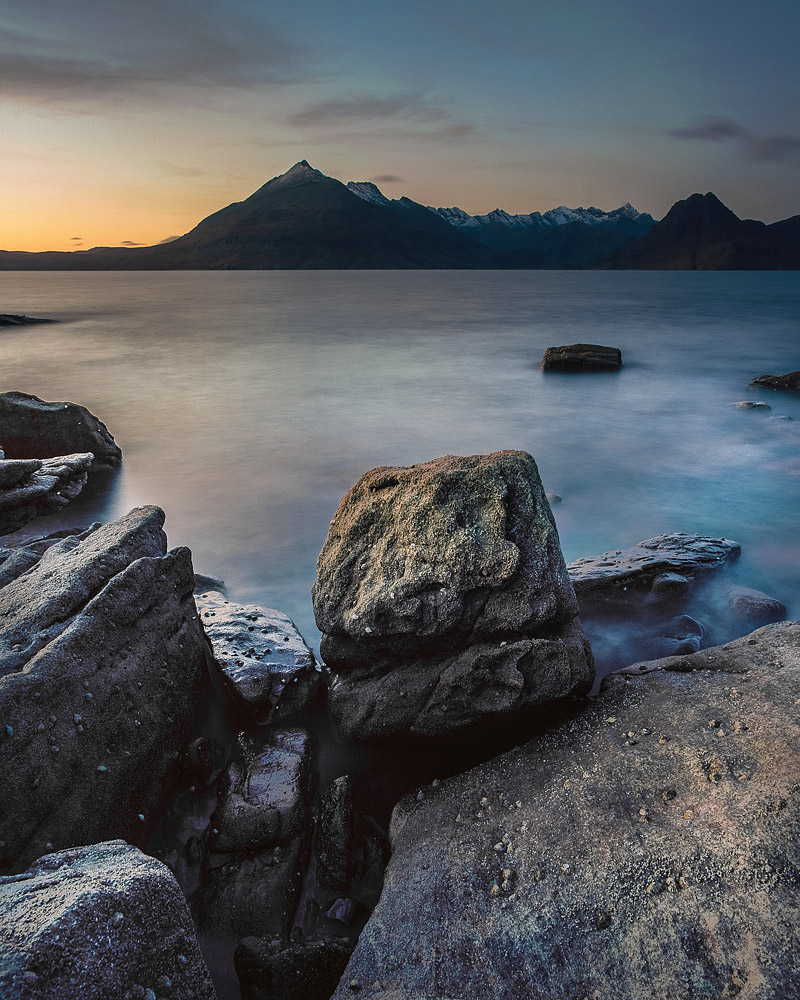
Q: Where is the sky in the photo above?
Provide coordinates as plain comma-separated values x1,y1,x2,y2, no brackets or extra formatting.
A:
2,0,799,251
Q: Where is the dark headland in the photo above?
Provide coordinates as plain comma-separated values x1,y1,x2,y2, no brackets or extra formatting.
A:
1,161,798,270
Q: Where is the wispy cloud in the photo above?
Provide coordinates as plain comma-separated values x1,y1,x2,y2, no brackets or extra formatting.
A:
668,116,745,141
120,240,143,246
0,1,308,106
668,116,800,168
286,92,473,140
371,174,403,184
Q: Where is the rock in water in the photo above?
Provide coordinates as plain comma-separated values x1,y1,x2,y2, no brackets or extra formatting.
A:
0,506,212,871
540,343,622,371
749,370,800,393
196,590,320,723
332,622,800,1000
0,391,122,465
568,532,741,606
727,585,787,625
314,451,593,742
0,840,216,999
0,453,93,535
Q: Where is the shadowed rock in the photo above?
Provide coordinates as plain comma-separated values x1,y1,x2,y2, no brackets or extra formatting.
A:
0,840,216,999
0,314,55,326
331,622,800,1000
0,391,122,465
726,586,787,625
0,525,100,588
196,590,320,723
313,451,593,743
540,343,622,371
749,370,800,393
0,453,93,535
568,533,741,606
0,506,212,871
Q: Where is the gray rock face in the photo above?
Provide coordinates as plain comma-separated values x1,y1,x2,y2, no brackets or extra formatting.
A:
313,451,592,742
333,622,800,1000
0,506,212,871
568,532,741,605
749,370,800,393
0,524,100,587
328,619,592,742
0,840,216,999
196,591,320,722
199,729,313,940
540,343,622,371
0,453,93,535
726,586,787,625
0,391,122,465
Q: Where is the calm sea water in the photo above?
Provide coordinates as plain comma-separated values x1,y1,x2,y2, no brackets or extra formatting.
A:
2,270,799,668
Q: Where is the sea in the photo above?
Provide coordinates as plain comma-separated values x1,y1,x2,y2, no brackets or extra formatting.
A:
2,269,799,675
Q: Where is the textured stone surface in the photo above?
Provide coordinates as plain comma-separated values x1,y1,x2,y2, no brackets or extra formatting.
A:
540,343,622,371
0,453,93,535
236,937,354,1000
0,840,216,1000
332,622,800,1000
328,618,593,742
0,506,212,871
726,586,787,625
0,525,100,588
749,370,800,393
198,729,313,940
196,591,320,722
314,451,579,665
0,391,122,465
568,532,741,604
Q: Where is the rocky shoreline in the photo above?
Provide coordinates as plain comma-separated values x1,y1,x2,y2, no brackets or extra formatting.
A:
0,392,797,999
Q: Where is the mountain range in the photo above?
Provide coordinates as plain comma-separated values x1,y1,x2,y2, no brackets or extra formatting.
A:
2,161,798,270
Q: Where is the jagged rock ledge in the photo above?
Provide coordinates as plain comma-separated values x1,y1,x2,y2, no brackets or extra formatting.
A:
0,453,93,535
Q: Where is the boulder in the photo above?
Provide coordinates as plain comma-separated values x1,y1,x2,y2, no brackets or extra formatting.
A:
540,343,622,371
749,370,800,393
313,451,593,742
0,505,212,872
196,591,320,723
653,613,705,656
0,524,100,588
198,728,313,940
332,622,800,1000
0,840,216,999
727,586,787,625
314,451,581,663
0,391,122,465
568,532,741,606
0,453,93,536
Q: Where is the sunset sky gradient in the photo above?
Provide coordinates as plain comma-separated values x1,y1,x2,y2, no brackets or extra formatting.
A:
3,0,799,251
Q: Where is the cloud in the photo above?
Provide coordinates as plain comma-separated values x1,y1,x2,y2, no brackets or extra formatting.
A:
668,116,745,141
744,134,800,164
0,1,308,106
70,236,82,241
286,92,473,140
158,235,180,244
120,240,143,246
371,174,403,184
668,116,800,169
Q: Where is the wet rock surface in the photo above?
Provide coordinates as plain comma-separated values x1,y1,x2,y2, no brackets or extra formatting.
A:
0,840,216,999
0,506,212,871
568,532,741,606
333,622,800,1000
749,369,800,393
0,390,122,465
197,728,314,941
314,451,593,742
540,343,622,371
0,453,93,535
726,586,788,626
196,591,320,723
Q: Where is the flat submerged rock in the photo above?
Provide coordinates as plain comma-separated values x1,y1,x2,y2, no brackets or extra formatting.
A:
333,622,800,1000
540,343,622,371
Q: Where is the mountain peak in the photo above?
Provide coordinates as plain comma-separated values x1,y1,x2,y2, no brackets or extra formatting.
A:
260,160,328,193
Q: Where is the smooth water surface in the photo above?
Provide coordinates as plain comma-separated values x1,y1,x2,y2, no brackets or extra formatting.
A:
2,270,799,662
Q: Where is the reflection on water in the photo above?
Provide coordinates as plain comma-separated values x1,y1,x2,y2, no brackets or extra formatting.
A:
1,270,799,668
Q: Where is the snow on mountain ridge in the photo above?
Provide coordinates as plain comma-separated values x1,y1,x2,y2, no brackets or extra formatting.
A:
347,181,391,206
427,201,652,230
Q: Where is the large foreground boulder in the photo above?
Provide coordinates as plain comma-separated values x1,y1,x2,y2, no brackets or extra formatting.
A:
196,590,320,723
0,453,93,535
333,622,800,999
0,840,216,999
0,390,122,465
313,451,593,742
540,343,622,371
0,506,212,871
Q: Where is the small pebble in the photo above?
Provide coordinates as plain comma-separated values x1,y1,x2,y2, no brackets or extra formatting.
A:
97,765,108,773
111,912,124,928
